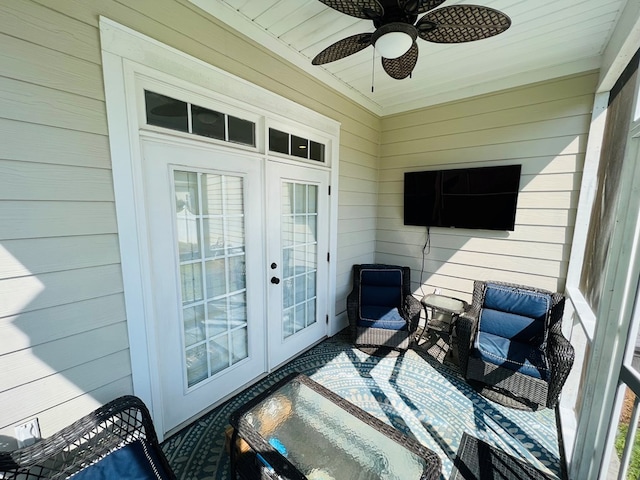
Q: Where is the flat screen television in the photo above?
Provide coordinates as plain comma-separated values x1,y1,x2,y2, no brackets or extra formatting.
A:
404,164,521,231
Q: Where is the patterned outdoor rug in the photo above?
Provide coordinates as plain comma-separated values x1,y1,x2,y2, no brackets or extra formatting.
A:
161,333,561,480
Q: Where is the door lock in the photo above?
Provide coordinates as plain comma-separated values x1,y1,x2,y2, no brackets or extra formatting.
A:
270,276,281,285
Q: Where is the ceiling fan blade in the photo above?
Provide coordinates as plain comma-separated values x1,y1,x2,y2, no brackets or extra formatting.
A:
312,33,373,65
381,42,418,79
317,0,384,20
416,5,511,43
401,0,446,15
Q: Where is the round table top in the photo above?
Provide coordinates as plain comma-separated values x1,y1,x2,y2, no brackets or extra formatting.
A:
421,293,468,314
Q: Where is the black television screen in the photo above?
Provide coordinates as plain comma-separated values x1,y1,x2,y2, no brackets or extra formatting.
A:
404,164,521,231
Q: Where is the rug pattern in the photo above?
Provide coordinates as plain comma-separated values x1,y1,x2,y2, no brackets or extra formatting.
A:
161,334,561,480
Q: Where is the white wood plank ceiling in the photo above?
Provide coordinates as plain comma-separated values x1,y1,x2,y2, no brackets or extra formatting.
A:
190,0,628,116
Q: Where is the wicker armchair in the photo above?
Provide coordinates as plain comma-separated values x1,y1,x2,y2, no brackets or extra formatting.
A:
347,264,421,352
457,281,574,410
0,395,176,480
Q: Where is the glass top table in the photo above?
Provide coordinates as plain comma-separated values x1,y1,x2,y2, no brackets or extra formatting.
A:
229,373,441,480
421,293,468,333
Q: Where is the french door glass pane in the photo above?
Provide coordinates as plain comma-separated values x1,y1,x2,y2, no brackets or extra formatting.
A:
281,182,318,339
175,170,249,388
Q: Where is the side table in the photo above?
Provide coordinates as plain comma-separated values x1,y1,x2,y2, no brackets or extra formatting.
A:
419,293,468,363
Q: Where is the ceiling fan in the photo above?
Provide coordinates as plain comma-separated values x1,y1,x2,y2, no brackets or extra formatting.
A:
312,0,511,80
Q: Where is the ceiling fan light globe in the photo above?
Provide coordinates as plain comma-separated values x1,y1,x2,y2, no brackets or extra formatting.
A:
374,31,413,59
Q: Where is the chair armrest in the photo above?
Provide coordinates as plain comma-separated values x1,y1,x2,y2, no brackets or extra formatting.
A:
456,310,479,376
545,329,575,408
346,288,359,341
403,294,422,334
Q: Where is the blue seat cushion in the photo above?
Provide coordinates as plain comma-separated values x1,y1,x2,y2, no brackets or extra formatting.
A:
360,269,402,307
358,306,407,330
71,439,172,480
474,331,549,380
479,308,545,343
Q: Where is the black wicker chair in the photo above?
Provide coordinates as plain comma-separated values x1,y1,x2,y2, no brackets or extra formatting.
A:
0,395,176,480
457,281,575,411
346,264,421,353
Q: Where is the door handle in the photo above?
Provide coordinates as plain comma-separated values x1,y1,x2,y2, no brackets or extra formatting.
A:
270,276,281,285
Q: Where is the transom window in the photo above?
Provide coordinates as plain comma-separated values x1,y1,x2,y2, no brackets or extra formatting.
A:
144,90,255,147
269,128,325,163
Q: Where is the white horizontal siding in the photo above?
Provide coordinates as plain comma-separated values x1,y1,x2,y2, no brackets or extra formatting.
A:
0,201,117,239
0,160,114,202
378,72,598,300
0,236,121,278
0,119,112,169
0,294,126,355
0,351,132,435
0,265,124,319
1,322,130,393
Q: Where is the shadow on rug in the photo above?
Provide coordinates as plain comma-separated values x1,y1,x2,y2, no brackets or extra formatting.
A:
161,333,561,480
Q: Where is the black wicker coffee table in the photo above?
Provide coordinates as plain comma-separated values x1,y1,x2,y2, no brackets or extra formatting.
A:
229,373,441,480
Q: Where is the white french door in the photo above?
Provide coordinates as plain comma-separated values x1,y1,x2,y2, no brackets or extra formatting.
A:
141,138,267,432
140,138,331,432
267,162,330,367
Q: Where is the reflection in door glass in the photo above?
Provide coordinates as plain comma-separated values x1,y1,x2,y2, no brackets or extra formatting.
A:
281,182,318,338
174,170,249,388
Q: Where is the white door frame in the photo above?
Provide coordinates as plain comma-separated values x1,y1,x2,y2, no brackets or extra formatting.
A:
100,18,340,438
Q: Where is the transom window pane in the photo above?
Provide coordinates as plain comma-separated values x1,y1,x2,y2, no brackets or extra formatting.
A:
229,116,255,145
145,91,188,132
192,105,225,140
310,141,325,162
175,170,249,388
269,128,289,154
291,135,308,159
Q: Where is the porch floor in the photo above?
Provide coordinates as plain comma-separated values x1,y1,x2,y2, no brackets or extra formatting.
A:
161,331,563,479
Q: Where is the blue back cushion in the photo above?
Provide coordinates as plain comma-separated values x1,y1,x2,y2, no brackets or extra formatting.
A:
71,439,172,480
483,283,549,319
360,269,402,308
480,284,550,343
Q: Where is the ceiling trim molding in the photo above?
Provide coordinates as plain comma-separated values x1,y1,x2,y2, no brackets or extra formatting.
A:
188,0,384,116
382,57,603,116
